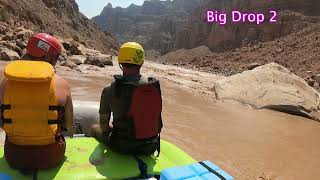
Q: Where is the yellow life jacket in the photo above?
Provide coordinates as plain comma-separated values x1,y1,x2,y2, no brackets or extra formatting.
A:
1,60,63,145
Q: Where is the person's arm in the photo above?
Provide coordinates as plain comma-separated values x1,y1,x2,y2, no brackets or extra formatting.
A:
99,87,111,133
64,86,74,137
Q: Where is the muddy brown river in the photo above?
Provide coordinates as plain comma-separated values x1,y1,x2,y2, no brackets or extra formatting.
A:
1,61,320,180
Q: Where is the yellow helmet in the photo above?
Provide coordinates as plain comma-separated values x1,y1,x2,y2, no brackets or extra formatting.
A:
118,42,145,66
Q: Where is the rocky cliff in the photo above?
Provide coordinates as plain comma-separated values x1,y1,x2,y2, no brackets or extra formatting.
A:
157,22,320,91
94,0,319,54
179,0,320,52
0,0,119,53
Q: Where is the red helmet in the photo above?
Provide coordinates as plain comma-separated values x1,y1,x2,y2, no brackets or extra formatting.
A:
26,33,62,58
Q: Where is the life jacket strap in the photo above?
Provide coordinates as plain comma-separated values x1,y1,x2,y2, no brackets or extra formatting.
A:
49,105,65,113
48,105,65,125
48,105,67,131
1,104,12,124
2,118,12,124
0,104,11,110
48,120,64,125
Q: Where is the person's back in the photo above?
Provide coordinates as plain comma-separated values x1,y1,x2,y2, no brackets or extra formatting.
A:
0,33,73,171
91,42,163,155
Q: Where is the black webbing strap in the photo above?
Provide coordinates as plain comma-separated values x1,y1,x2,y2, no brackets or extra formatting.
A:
0,104,11,110
49,106,65,112
48,120,64,125
1,104,11,124
48,119,67,131
48,105,66,131
199,162,226,180
133,155,149,179
156,134,160,157
2,119,12,123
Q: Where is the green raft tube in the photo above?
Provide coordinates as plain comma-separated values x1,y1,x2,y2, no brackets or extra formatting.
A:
0,137,196,180
0,101,196,180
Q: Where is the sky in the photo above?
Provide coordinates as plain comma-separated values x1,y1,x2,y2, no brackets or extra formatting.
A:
75,0,145,18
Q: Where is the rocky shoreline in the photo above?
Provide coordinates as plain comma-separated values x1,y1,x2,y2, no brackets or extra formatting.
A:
0,19,114,71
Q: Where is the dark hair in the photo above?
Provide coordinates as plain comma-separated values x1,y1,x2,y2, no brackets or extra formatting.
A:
121,63,141,68
21,53,58,65
21,54,39,60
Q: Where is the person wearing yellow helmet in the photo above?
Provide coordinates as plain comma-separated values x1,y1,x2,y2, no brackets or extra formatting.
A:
90,42,163,156
118,42,145,67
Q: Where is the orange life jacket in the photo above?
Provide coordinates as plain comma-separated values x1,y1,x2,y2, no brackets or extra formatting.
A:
1,60,64,145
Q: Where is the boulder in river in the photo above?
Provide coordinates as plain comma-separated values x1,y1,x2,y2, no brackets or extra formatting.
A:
84,55,105,68
69,55,86,65
214,63,320,121
60,60,78,69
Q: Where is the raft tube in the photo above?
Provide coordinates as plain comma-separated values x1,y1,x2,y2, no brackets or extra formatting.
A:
0,137,196,179
0,101,234,180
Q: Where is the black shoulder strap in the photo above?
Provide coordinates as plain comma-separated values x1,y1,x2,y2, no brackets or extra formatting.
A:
147,77,161,95
147,76,156,81
114,75,124,98
147,77,159,84
114,75,137,98
113,74,123,82
147,77,162,157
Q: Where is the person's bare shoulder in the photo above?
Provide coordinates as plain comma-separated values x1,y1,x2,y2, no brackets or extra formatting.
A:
0,78,8,100
54,74,71,92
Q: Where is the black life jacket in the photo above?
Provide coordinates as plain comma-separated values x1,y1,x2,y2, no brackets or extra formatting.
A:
110,75,163,156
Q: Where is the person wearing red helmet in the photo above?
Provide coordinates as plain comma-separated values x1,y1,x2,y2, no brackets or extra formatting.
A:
24,33,63,64
0,33,73,172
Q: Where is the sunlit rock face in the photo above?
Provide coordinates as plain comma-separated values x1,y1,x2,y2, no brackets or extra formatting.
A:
93,0,319,54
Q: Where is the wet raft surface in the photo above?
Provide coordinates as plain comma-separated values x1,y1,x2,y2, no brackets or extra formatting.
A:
0,138,196,179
